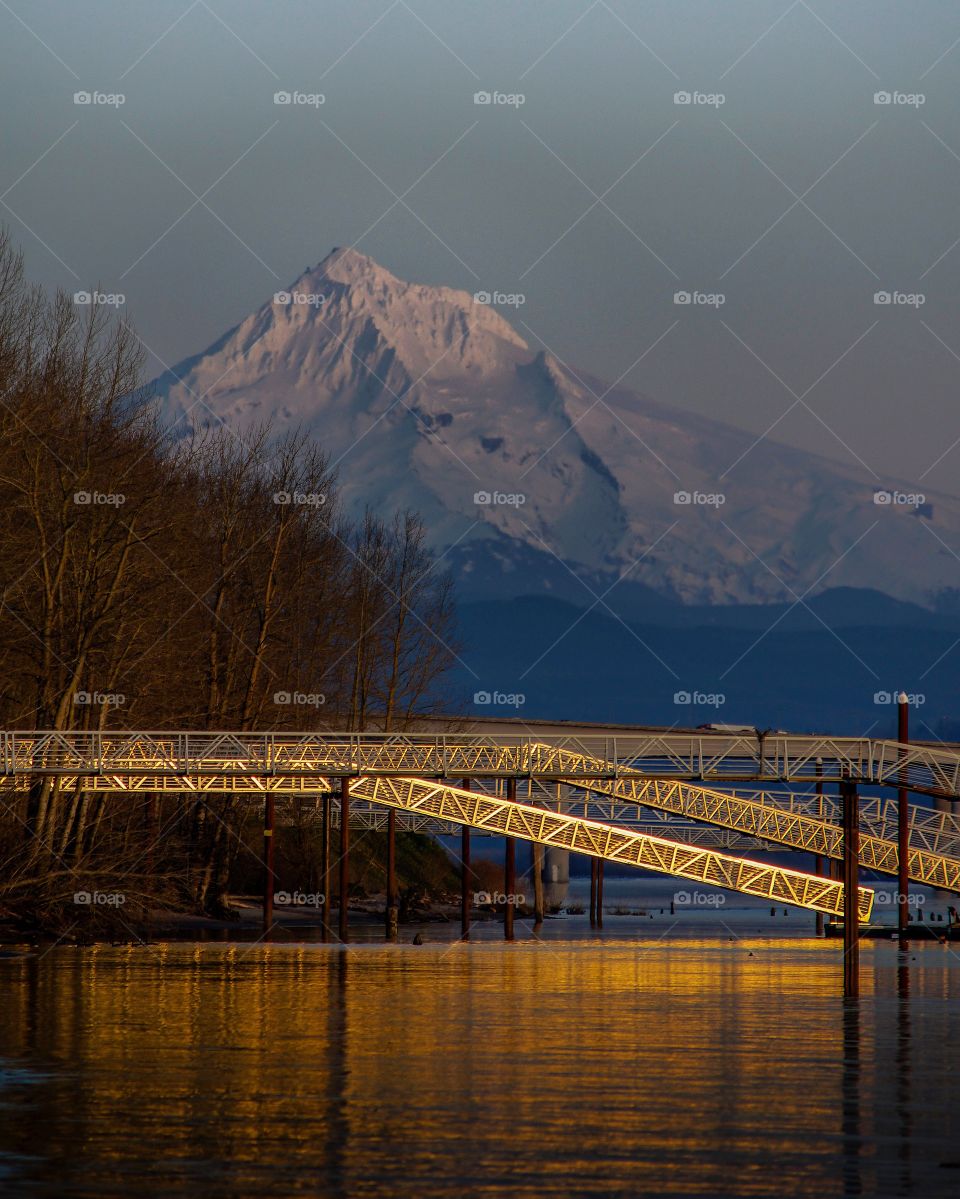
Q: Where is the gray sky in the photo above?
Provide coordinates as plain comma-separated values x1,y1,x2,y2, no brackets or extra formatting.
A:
3,1,960,491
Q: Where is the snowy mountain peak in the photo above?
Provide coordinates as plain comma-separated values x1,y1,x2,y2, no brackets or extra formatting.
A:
151,250,960,608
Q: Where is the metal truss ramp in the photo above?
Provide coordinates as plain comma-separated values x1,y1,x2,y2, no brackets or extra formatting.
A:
349,775,874,920
537,745,960,894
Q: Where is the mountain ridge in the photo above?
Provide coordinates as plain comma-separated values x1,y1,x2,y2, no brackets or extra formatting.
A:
150,247,959,609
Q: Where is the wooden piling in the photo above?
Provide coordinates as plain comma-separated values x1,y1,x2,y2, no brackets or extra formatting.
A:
504,778,516,941
597,859,604,929
320,787,331,941
263,793,275,933
461,778,471,940
898,693,910,941
589,858,598,927
338,776,350,942
841,778,860,997
815,759,824,937
386,807,397,940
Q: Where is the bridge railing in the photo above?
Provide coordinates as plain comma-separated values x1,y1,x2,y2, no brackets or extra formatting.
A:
3,730,960,800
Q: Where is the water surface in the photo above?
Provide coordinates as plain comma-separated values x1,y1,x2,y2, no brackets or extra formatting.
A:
0,922,957,1197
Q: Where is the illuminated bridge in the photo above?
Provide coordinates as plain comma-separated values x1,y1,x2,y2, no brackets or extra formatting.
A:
9,728,960,918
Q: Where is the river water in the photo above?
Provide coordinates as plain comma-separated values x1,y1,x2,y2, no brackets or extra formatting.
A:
1,905,958,1198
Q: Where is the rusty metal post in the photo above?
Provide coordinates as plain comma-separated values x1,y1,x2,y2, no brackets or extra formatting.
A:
385,807,397,940
320,787,331,941
841,778,860,997
263,793,275,933
898,693,910,940
597,859,604,929
504,778,516,940
461,778,471,940
338,776,350,942
815,758,825,937
589,858,598,927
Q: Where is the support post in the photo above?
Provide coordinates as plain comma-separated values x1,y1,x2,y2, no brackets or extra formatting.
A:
815,758,824,937
338,776,350,943
504,778,516,941
841,778,860,998
263,793,275,933
532,842,545,926
898,693,910,941
386,807,397,940
589,858,598,928
597,859,604,929
461,778,471,940
320,788,331,941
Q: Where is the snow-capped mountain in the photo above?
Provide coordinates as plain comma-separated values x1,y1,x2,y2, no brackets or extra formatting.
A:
151,247,959,608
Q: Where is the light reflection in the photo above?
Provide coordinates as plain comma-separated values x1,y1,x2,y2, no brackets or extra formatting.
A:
0,940,956,1197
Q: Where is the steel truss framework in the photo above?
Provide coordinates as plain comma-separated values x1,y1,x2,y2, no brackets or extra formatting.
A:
4,731,959,889
302,796,764,850
347,776,875,920
4,729,960,798
541,748,960,893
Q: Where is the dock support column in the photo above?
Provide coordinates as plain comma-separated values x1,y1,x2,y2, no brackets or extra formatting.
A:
841,778,860,998
815,758,825,937
898,693,911,941
597,860,604,929
386,808,398,940
263,794,275,933
532,842,544,926
320,787,332,941
461,778,471,940
589,859,598,927
504,778,516,941
339,776,350,943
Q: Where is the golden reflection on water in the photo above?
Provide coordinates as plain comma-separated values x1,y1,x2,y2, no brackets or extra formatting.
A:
1,937,959,1197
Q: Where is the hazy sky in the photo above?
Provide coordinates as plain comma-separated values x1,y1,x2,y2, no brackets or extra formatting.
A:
3,1,960,491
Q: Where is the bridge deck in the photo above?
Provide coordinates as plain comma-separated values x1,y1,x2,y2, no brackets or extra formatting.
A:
4,730,960,799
